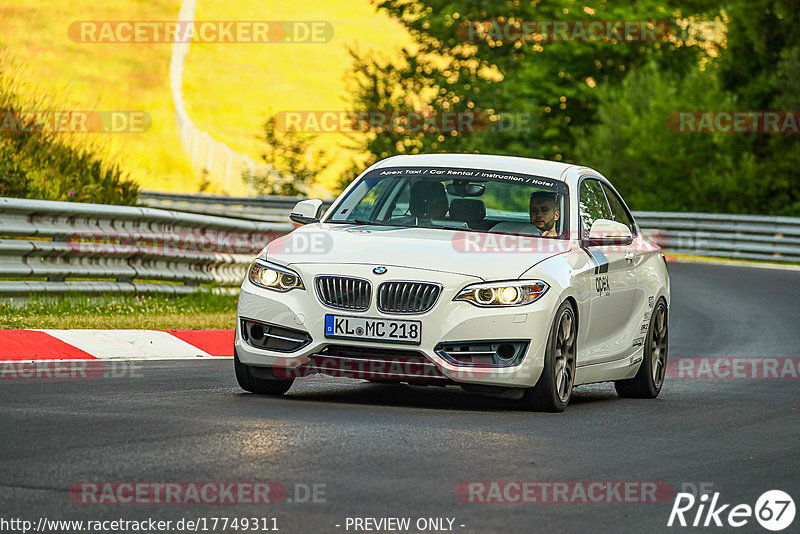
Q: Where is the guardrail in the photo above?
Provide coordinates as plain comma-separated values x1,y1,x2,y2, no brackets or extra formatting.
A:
634,211,800,263
0,197,292,295
1,196,797,297
141,192,800,264
139,191,335,222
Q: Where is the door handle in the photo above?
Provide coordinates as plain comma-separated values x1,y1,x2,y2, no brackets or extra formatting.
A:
625,250,635,264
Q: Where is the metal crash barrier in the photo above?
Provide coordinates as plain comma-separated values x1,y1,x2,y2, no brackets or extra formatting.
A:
139,191,334,223
1,195,798,297
144,192,800,264
0,197,292,295
634,211,800,264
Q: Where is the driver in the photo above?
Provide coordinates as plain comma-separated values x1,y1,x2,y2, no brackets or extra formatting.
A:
530,192,560,237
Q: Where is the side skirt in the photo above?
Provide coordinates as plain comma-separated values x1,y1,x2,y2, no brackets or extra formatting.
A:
574,347,644,385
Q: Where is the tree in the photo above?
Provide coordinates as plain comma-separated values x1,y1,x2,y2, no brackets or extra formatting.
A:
716,0,800,214
572,62,763,213
339,0,716,191
245,115,331,196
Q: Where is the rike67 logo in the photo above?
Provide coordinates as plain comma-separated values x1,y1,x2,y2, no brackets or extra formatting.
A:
668,490,795,531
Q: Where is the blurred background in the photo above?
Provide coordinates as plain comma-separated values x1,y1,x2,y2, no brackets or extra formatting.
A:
1,0,797,215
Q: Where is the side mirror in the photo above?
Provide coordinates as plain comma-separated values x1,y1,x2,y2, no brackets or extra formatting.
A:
289,199,323,225
585,218,633,246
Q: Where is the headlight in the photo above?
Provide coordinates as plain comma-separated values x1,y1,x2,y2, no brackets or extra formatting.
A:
248,261,304,292
454,280,549,307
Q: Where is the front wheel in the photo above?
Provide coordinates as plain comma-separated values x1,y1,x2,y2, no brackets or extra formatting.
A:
615,298,668,399
234,351,294,396
521,301,577,412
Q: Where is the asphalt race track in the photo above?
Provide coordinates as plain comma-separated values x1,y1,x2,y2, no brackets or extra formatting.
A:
1,262,798,534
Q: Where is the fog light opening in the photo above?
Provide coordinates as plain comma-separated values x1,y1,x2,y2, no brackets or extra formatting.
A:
434,340,529,368
250,323,264,340
495,343,517,363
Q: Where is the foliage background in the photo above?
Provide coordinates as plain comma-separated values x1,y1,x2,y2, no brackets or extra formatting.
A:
339,0,800,215
0,55,139,205
0,0,797,214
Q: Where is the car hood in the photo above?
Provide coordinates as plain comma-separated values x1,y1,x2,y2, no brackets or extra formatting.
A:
261,223,572,280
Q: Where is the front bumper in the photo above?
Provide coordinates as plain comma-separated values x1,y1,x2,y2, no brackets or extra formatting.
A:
235,263,558,388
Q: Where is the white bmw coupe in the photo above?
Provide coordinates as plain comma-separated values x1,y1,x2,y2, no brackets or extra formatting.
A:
235,154,669,411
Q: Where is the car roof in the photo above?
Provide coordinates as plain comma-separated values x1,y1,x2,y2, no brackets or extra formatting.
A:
373,153,592,182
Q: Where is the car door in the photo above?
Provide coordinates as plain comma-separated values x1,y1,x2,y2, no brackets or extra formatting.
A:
602,182,651,351
578,178,638,365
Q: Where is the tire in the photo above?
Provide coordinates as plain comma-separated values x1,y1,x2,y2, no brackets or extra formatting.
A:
615,298,668,399
234,351,294,396
521,301,577,412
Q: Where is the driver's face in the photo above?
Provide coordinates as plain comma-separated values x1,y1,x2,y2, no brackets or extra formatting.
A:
530,198,560,232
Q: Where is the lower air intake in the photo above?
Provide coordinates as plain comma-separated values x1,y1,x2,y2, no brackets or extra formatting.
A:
241,319,311,352
435,340,529,368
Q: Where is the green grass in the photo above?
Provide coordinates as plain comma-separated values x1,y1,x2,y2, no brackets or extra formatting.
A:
0,0,196,191
0,53,140,204
0,0,411,194
0,292,237,329
184,0,413,193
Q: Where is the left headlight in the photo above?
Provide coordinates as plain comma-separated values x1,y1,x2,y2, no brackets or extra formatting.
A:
454,280,549,307
248,260,304,292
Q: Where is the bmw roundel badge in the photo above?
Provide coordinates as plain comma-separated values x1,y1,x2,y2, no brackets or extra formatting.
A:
373,266,387,275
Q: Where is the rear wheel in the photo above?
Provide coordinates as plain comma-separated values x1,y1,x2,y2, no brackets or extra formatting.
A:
615,298,668,399
234,351,294,396
521,301,577,412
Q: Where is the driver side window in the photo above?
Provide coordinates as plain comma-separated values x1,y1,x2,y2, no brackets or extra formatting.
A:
579,179,612,235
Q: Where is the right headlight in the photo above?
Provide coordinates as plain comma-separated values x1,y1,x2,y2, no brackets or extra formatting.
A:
248,260,304,292
454,280,549,307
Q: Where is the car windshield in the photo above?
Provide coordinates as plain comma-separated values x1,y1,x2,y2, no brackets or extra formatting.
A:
326,166,570,238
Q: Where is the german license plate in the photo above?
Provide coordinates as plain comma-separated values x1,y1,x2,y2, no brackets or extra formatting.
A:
324,314,421,345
